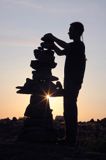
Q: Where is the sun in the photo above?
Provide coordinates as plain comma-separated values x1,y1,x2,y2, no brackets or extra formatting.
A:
46,94,50,99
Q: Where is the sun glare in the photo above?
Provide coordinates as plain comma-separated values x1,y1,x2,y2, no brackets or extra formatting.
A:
46,94,50,99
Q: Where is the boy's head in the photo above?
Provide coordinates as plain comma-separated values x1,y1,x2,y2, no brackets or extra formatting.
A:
68,22,84,40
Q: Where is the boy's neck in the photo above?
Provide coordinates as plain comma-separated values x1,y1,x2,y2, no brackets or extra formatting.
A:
73,37,81,42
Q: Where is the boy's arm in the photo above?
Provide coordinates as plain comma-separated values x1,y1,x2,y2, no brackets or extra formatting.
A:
53,36,68,48
41,33,68,56
53,44,66,56
42,33,68,48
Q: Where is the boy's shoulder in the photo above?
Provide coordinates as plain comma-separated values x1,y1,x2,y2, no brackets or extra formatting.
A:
69,41,84,45
67,41,84,48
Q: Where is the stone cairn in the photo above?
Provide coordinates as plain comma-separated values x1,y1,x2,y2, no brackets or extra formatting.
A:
16,35,63,142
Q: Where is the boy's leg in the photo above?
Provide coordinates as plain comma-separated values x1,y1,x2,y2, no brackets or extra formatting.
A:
64,89,79,145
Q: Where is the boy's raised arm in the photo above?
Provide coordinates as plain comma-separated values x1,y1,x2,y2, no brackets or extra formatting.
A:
42,33,68,48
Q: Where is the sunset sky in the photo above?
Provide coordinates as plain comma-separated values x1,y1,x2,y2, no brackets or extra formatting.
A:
0,0,106,121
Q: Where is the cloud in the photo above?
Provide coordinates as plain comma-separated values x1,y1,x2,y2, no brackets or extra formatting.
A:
2,0,82,15
3,0,43,10
0,35,40,47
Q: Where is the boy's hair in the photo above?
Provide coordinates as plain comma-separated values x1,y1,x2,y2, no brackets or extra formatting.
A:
70,22,84,36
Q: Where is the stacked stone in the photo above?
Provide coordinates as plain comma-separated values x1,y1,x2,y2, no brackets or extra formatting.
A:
16,36,63,142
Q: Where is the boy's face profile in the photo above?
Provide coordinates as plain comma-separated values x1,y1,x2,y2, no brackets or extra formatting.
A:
68,25,75,40
68,24,83,40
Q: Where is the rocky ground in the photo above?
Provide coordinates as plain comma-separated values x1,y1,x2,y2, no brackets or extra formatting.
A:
0,142,106,160
0,118,106,160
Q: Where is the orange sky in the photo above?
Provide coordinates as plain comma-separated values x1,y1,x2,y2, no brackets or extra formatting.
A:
0,0,106,121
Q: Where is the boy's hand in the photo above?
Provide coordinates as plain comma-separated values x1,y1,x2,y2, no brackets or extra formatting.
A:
41,33,54,41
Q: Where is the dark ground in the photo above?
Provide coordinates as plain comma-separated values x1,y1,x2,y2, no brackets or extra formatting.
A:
0,117,106,160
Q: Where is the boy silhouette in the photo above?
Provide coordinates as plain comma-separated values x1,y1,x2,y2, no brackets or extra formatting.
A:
42,22,86,145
